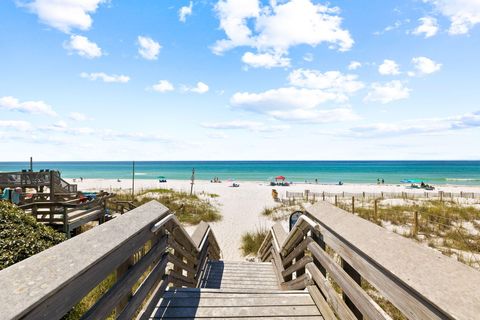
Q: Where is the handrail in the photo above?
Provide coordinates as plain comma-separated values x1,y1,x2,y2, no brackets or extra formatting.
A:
258,201,480,320
0,200,221,320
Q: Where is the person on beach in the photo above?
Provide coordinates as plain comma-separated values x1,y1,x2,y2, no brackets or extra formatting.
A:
382,178,385,184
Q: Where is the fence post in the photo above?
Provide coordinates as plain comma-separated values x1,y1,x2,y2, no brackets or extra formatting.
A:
381,192,384,198
440,191,443,202
322,191,325,201
352,196,355,214
305,190,309,201
362,192,365,199
374,199,378,219
413,211,418,237
334,195,338,206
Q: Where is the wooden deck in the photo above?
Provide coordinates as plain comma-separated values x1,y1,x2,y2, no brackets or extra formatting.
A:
150,261,323,319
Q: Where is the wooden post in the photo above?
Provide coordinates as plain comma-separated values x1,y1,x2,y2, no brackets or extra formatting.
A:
351,196,355,214
413,211,418,237
49,171,55,201
190,168,195,196
131,161,135,199
334,195,338,206
374,199,378,219
29,156,33,171
342,259,363,319
322,191,325,201
305,190,309,201
381,191,383,198
362,192,365,199
440,191,443,202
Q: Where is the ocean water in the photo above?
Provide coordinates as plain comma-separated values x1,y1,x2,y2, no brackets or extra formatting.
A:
0,161,479,185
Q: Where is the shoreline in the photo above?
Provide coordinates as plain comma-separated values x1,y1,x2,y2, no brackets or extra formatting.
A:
67,178,480,261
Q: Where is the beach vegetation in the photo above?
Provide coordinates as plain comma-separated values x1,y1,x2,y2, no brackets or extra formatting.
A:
0,201,65,270
240,226,269,256
112,188,221,225
261,203,305,221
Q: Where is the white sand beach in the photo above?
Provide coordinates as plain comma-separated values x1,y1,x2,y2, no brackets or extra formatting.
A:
68,178,480,261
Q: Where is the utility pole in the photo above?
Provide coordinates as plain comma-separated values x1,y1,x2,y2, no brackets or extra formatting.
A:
29,156,33,171
190,168,195,195
132,161,135,199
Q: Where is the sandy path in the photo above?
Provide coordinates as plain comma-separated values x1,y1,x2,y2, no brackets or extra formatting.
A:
67,179,480,261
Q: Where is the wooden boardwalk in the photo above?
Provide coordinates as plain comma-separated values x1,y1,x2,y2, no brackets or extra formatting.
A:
1,201,479,320
150,261,323,319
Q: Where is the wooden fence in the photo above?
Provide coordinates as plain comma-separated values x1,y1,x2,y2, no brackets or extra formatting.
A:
285,190,479,202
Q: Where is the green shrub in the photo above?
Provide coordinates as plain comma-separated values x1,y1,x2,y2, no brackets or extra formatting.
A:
0,201,65,270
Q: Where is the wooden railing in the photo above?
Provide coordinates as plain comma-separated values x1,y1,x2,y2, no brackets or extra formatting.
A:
18,192,115,237
258,201,480,320
0,200,221,320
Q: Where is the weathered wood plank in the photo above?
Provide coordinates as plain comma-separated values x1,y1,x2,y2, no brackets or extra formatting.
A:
283,236,312,267
81,235,168,320
156,295,315,307
117,253,170,320
307,285,338,320
281,255,313,278
272,222,288,248
280,272,310,290
308,241,391,320
306,263,357,320
151,305,322,318
307,202,480,319
0,201,170,320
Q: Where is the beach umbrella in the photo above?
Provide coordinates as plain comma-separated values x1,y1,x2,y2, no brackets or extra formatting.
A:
275,175,286,181
157,176,166,179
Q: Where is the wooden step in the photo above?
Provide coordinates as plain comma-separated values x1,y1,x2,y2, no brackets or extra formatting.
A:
150,288,323,319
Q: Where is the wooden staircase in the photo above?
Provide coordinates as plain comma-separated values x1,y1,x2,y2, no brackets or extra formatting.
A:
150,260,323,319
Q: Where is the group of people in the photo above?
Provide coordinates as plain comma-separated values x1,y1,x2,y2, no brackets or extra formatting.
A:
210,177,222,183
377,178,385,184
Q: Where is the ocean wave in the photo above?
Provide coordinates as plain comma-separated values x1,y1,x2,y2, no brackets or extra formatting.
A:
445,178,480,181
134,172,147,176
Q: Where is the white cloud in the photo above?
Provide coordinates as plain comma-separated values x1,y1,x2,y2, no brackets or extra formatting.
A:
21,0,106,33
179,1,193,22
152,80,175,93
288,69,364,94
187,82,209,94
213,0,353,67
0,120,32,131
69,112,90,121
137,36,161,60
80,72,130,83
201,120,289,132
268,108,359,124
303,53,314,62
64,35,102,58
230,68,363,123
425,0,480,35
409,56,442,76
412,16,439,38
348,61,361,70
242,52,290,68
378,59,400,75
344,110,480,138
0,96,57,116
232,87,345,112
364,80,410,104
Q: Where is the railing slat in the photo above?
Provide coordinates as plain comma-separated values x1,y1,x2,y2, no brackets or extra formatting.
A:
117,253,169,320
308,242,392,320
81,235,168,320
306,263,357,320
307,285,337,320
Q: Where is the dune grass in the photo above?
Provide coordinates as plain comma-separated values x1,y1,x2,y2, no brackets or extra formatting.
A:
240,226,269,256
113,188,222,225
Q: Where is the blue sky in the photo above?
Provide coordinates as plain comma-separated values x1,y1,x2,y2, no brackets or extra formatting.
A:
1,0,480,160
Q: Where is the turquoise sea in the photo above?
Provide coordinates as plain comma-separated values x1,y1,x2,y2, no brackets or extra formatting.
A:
0,161,480,185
